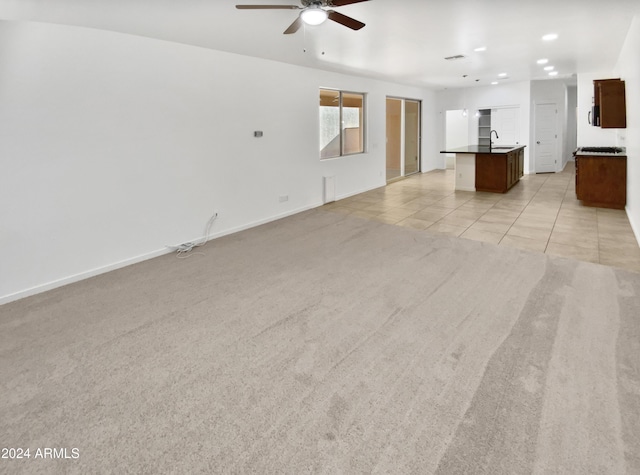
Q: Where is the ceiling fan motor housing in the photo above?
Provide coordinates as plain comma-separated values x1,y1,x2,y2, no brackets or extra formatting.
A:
236,0,368,33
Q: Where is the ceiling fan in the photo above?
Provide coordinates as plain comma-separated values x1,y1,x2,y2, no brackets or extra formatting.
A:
236,0,369,35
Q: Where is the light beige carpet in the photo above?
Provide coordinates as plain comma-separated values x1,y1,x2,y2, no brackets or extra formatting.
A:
1,209,639,474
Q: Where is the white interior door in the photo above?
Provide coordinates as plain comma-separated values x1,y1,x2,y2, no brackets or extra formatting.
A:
534,103,558,173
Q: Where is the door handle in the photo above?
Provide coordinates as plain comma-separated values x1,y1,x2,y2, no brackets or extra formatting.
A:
588,110,591,125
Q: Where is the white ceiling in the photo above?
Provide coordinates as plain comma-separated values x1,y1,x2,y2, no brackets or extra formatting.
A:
1,0,639,89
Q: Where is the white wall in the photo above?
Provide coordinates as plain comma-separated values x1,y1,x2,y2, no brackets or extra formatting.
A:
0,20,438,303
614,14,640,243
436,82,531,172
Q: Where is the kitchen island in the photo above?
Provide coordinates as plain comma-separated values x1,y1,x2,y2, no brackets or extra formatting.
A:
440,145,526,193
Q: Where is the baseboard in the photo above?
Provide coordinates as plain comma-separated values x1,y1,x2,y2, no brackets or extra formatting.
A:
0,247,173,306
0,203,323,306
203,203,323,241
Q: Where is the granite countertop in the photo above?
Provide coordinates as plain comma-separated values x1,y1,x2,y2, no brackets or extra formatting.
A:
440,145,526,154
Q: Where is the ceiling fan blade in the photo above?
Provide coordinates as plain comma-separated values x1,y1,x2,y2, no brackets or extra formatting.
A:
283,16,303,34
329,0,370,6
236,5,300,9
327,10,365,30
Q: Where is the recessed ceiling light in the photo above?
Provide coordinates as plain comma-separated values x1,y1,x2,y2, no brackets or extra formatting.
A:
474,46,487,52
549,71,558,76
537,58,549,65
544,66,554,71
542,33,559,41
498,73,507,77
491,81,498,85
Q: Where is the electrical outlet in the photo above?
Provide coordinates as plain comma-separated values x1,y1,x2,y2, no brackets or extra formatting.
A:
279,195,289,203
213,210,219,218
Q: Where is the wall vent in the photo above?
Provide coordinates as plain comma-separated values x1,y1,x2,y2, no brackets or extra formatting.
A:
444,54,466,61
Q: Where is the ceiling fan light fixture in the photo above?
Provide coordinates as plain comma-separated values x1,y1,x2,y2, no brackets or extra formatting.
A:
300,6,328,26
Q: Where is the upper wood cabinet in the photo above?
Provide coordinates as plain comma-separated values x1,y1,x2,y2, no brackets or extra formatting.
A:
594,79,626,128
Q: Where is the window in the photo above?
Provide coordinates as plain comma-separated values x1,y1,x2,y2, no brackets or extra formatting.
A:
319,89,365,159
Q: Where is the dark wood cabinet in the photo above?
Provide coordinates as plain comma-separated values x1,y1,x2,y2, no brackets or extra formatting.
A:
517,148,524,178
575,154,626,209
508,151,519,189
475,147,525,193
476,154,505,193
593,79,626,128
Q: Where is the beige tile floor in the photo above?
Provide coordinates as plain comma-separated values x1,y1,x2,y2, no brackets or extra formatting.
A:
323,162,640,273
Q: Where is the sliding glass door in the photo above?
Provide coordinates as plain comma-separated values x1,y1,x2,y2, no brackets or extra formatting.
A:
386,97,421,181
386,98,402,181
404,100,420,175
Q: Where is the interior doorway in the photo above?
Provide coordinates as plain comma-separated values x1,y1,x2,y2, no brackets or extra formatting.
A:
445,110,469,169
386,98,421,182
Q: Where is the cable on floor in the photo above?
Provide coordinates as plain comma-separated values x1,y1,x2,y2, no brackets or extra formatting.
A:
167,212,218,259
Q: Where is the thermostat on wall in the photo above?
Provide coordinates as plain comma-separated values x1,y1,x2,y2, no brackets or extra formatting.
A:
254,131,263,137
